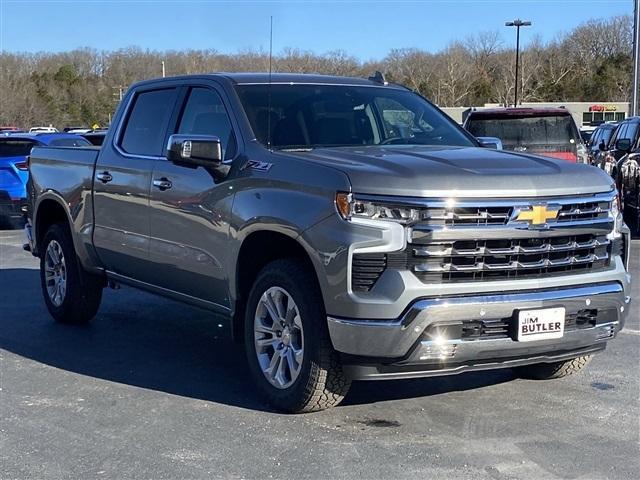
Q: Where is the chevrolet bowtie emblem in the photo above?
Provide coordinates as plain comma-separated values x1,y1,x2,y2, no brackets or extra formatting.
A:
516,205,560,226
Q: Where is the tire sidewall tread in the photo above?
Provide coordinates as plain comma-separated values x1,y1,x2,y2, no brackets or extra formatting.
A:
244,258,350,413
40,223,102,324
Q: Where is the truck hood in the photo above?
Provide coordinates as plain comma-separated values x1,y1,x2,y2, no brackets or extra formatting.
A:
284,145,614,198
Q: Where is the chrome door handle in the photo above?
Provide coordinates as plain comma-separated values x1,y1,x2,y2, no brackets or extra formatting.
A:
96,171,112,183
153,178,172,190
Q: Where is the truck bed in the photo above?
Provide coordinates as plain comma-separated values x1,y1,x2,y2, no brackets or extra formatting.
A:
28,146,100,256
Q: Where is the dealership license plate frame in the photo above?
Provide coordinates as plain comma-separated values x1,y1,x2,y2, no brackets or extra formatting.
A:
516,307,566,342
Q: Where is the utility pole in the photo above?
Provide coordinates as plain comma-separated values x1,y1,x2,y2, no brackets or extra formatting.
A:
112,86,124,104
505,19,532,107
633,0,640,116
162,60,166,78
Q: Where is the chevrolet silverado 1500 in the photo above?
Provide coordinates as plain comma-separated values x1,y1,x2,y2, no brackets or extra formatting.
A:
26,73,632,412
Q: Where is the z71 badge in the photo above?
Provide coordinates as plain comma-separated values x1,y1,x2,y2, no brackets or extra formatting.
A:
246,160,273,171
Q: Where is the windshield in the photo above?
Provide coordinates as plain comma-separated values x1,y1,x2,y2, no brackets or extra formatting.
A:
235,84,474,149
0,139,38,157
466,114,578,152
48,137,91,147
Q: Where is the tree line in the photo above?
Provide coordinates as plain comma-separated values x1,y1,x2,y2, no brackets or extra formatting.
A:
0,14,633,128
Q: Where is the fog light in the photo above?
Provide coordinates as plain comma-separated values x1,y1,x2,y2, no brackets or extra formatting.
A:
596,324,615,340
420,342,457,360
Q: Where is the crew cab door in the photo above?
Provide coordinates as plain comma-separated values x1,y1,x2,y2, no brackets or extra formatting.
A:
93,87,178,282
148,85,239,310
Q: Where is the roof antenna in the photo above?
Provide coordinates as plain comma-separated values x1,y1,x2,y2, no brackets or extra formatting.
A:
267,16,273,151
368,71,388,86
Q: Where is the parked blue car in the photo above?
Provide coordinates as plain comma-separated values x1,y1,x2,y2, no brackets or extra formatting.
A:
0,133,92,227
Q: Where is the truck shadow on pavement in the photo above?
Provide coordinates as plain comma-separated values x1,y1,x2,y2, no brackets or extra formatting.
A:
0,268,515,412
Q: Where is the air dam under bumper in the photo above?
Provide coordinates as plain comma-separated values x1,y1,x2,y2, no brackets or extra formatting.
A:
327,283,630,380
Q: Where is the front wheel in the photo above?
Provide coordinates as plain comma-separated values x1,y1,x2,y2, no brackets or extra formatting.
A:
244,259,351,413
515,355,592,380
40,223,103,324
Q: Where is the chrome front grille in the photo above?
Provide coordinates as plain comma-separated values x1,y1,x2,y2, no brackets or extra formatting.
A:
556,199,610,223
349,192,617,291
424,206,512,226
411,193,615,232
405,234,611,282
408,193,616,283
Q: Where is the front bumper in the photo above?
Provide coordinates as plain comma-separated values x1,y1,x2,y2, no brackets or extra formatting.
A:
328,282,630,380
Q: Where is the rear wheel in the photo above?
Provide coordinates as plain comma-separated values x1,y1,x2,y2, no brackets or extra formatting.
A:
244,259,350,413
515,355,592,380
40,223,103,324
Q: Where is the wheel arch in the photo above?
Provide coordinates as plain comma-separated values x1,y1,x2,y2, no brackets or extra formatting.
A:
231,229,324,342
34,193,73,256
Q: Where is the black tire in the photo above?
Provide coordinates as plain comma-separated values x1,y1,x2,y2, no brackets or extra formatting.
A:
244,258,351,413
40,222,103,324
515,355,592,380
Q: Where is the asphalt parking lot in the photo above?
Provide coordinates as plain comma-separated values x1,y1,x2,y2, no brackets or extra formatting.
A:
1,229,638,480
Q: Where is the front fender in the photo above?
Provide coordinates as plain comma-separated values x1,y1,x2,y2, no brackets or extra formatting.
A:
226,151,351,311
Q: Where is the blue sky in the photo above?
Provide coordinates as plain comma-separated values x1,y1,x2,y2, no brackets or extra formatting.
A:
0,0,633,59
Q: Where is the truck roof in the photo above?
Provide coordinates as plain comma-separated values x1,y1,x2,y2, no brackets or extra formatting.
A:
132,72,407,89
467,107,572,118
0,132,86,143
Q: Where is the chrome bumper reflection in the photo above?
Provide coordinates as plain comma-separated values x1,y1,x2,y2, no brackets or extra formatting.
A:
328,283,629,358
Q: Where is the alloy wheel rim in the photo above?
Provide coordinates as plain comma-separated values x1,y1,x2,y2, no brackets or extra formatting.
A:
254,286,304,389
44,240,67,307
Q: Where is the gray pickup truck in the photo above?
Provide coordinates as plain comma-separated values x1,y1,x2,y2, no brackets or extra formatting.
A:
26,73,632,412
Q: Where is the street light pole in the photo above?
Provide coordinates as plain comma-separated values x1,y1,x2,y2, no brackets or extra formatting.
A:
633,0,640,116
505,19,531,107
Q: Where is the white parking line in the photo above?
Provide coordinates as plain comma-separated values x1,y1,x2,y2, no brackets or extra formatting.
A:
621,329,640,336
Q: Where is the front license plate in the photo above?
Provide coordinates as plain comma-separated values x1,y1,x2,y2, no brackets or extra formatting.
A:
517,307,565,342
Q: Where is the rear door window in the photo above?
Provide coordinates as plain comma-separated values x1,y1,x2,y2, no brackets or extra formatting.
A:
120,88,178,156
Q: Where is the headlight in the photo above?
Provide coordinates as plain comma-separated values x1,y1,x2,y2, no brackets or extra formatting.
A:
336,193,419,224
608,192,623,238
577,143,588,164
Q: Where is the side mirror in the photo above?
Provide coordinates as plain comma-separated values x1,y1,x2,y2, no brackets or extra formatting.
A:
476,136,503,150
615,138,632,153
166,134,223,166
598,140,606,151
